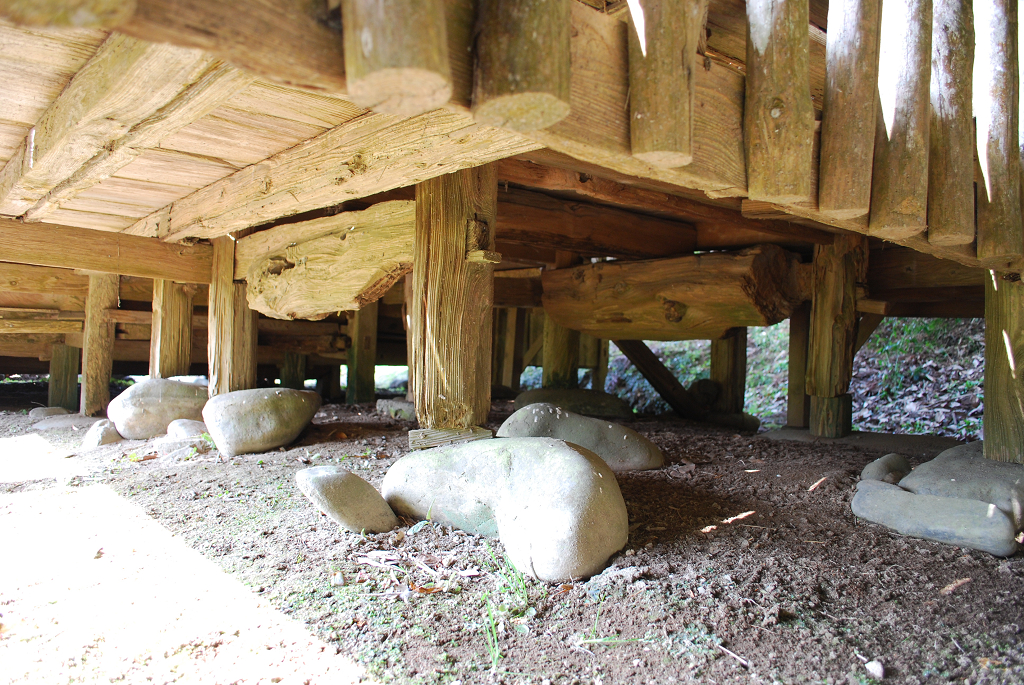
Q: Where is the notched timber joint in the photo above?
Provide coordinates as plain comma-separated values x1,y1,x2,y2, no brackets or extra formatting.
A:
467,250,502,264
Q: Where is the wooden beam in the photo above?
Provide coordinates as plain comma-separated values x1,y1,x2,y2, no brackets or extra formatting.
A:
710,326,747,414
80,273,118,416
48,342,80,412
0,0,135,27
0,218,212,283
345,301,378,404
412,165,497,429
0,319,81,334
207,236,257,397
149,279,194,378
612,339,705,418
786,302,811,428
0,262,90,295
854,312,884,354
984,272,1024,462
867,246,985,290
493,274,543,308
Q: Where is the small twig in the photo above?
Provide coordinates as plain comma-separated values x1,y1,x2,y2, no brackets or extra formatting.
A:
717,644,750,668
952,638,966,654
808,476,827,492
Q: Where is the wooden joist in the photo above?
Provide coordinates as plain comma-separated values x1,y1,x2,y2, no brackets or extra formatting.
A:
0,217,212,283
867,246,985,291
0,0,135,28
612,339,705,419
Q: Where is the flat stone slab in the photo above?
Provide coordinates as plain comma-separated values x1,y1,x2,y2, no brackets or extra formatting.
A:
81,419,122,449
762,428,962,460
376,399,416,421
28,407,70,419
32,415,101,431
496,403,663,471
107,378,207,440
899,442,1024,528
513,389,634,420
296,466,398,533
852,480,1018,557
381,437,628,582
861,453,912,485
203,388,321,458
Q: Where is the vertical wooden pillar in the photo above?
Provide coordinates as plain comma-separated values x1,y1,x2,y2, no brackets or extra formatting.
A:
786,303,811,428
412,165,497,428
508,308,527,391
542,314,580,389
48,343,79,411
150,279,194,379
208,236,257,397
710,327,748,414
806,234,867,437
984,273,1024,463
280,351,307,390
346,301,378,404
593,338,609,393
80,273,118,416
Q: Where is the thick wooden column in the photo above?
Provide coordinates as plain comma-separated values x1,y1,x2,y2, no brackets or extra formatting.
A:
492,307,526,390
208,236,257,397
787,303,811,428
806,234,867,437
542,314,580,389
412,165,497,429
710,327,748,414
80,273,118,416
280,351,307,390
346,301,378,404
984,273,1024,463
48,343,79,411
403,273,415,403
744,0,815,203
149,279,194,378
594,338,609,393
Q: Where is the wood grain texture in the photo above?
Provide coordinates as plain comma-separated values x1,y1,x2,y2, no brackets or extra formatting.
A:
542,309,580,389
817,0,882,218
710,326,747,414
279,350,307,389
868,0,931,239
927,0,975,247
984,273,1024,462
80,273,117,416
0,0,134,28
0,319,81,334
744,0,815,203
149,279,193,378
345,300,377,404
47,342,79,411
542,245,806,341
612,338,705,418
809,394,852,437
867,246,984,290
207,236,256,397
786,302,810,427
411,166,496,429
342,0,451,116
0,262,89,294
0,217,212,283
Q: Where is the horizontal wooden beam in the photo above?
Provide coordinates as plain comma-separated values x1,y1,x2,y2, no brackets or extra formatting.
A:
0,217,212,283
857,299,984,318
493,274,543,308
0,319,82,334
867,246,986,291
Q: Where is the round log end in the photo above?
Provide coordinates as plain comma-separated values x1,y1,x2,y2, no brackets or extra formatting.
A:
817,205,870,221
632,150,694,169
926,232,976,248
348,69,452,117
472,93,571,132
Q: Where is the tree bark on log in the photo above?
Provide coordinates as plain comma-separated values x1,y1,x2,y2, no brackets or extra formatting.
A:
149,279,194,378
472,0,571,131
48,342,79,412
984,273,1024,463
346,301,378,404
208,236,257,397
411,165,497,429
710,327,747,414
744,0,815,203
81,273,118,416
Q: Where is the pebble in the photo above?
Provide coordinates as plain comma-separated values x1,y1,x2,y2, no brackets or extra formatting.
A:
80,419,122,449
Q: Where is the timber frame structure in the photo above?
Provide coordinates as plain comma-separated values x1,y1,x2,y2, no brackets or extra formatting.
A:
0,0,1020,461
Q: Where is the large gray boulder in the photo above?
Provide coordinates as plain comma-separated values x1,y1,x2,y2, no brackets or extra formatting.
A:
861,453,912,484
496,403,663,471
203,388,321,457
381,437,628,582
106,378,207,440
514,389,634,420
80,419,122,449
167,419,208,439
852,480,1018,557
899,442,1024,528
296,466,398,533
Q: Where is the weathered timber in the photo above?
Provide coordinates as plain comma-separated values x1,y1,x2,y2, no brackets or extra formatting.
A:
0,34,213,216
743,0,815,203
412,166,496,429
857,298,984,318
984,272,1024,462
710,327,747,414
612,339,704,418
346,301,378,404
280,351,307,390
491,307,526,390
472,0,570,131
817,0,882,218
149,279,194,378
0,0,135,27
47,342,80,411
0,262,90,295
80,273,118,416
869,0,931,239
867,246,985,290
207,236,257,397
975,0,1023,263
241,201,415,320
0,319,81,334
786,303,811,428
0,218,212,283
542,308,580,389
626,0,706,168
854,312,885,353
809,394,852,438
341,0,451,116
927,0,975,247
408,426,494,450
493,273,543,308
542,245,807,341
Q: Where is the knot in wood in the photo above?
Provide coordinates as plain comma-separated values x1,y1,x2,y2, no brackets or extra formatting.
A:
769,99,785,119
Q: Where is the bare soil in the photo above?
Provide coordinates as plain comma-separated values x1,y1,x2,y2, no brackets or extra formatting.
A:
2,399,1023,685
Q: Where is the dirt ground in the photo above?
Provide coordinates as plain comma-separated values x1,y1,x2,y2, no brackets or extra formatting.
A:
2,395,1023,685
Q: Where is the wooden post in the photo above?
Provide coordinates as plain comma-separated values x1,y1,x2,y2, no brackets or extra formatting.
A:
412,165,497,428
472,0,571,131
806,234,867,437
975,0,1023,263
542,314,580,389
208,236,257,397
403,273,415,403
984,272,1024,463
818,0,883,219
927,0,975,247
80,273,118,416
509,308,527,391
787,303,811,428
346,301,378,404
280,351,307,390
710,327,747,415
340,0,451,116
594,338,609,393
149,279,194,378
744,0,815,203
868,0,932,239
48,343,79,411
491,308,509,387
627,0,706,168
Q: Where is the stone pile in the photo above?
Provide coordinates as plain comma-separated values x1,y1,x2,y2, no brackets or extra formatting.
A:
107,378,207,440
